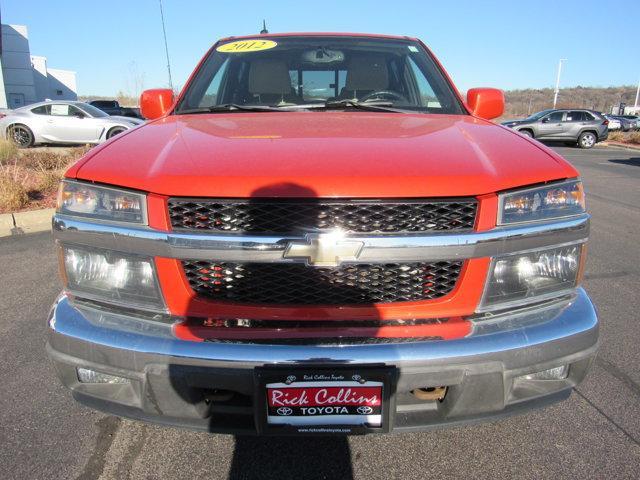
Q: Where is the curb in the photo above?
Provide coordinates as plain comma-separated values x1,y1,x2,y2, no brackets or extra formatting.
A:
0,208,54,238
600,142,640,151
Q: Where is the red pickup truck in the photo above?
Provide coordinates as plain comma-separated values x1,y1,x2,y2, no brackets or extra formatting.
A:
48,33,597,435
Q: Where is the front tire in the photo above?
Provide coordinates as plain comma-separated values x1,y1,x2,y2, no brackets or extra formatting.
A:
8,124,34,148
578,131,596,149
518,129,533,138
106,126,127,139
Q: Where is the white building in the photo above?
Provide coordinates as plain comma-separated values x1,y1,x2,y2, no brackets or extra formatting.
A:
0,24,77,109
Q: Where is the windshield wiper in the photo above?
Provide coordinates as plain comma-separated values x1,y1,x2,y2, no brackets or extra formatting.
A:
320,99,410,113
178,103,290,114
178,101,411,115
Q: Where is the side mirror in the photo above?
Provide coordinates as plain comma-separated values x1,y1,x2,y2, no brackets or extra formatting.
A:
74,112,85,119
541,117,550,123
140,89,175,120
466,88,504,120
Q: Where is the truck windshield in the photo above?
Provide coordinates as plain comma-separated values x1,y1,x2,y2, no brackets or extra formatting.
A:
176,36,465,114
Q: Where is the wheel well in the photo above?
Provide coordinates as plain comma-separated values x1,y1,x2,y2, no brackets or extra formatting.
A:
106,125,127,137
579,129,598,139
6,123,31,135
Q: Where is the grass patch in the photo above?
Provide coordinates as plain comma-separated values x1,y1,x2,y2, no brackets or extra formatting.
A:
0,145,91,213
20,145,90,170
607,131,625,142
38,170,64,192
628,132,640,145
0,176,29,210
607,131,640,146
0,140,18,165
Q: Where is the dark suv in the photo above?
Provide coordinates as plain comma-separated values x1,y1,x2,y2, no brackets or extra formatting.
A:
502,109,608,149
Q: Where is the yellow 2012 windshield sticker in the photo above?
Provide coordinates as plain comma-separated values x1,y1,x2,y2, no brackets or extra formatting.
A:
216,39,277,53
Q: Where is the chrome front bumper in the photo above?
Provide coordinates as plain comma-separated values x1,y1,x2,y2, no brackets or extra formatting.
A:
47,289,599,434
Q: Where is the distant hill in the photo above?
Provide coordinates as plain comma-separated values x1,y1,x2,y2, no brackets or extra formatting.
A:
78,85,638,118
503,85,638,119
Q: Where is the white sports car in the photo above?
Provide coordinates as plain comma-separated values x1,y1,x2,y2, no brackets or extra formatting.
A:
603,115,622,131
0,101,144,147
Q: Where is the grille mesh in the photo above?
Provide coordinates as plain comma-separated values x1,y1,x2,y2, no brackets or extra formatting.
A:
182,261,463,305
168,199,477,233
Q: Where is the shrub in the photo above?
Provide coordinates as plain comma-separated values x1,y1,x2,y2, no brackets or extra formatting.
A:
0,140,18,165
20,150,67,170
19,146,90,170
607,131,624,142
0,146,92,212
0,175,29,211
627,132,640,145
38,170,64,192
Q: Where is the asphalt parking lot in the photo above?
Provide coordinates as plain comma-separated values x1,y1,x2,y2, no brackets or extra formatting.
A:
1,144,639,480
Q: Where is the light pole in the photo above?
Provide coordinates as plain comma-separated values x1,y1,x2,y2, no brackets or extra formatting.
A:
635,77,639,108
553,59,567,109
158,0,173,91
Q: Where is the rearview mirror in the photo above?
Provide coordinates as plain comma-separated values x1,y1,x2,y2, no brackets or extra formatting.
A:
140,89,175,120
466,88,504,120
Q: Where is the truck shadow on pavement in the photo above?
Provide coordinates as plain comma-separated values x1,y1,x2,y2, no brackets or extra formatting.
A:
608,157,640,167
167,183,386,479
229,435,354,479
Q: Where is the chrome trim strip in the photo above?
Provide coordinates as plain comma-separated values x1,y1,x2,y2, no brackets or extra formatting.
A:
47,289,598,368
53,213,589,263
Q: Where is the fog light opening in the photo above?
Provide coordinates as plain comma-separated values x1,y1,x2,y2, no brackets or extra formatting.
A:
522,364,569,381
77,367,130,384
411,386,447,401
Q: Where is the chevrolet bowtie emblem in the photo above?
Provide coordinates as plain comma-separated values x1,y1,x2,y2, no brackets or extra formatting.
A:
283,234,364,267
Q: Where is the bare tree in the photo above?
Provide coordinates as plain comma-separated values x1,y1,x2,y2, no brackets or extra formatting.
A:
123,61,146,100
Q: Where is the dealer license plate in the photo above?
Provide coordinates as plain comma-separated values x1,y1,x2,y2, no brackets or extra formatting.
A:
255,366,396,435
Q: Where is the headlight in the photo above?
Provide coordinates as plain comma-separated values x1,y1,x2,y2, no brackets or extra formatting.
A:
479,243,585,311
61,245,164,310
57,180,147,224
498,180,585,225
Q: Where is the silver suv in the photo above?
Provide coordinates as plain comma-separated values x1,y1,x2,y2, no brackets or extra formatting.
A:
502,109,608,149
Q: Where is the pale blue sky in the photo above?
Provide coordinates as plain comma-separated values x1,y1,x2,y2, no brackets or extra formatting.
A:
3,0,639,96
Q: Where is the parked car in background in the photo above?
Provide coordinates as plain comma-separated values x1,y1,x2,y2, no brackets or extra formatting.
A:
603,115,622,131
88,100,143,119
88,100,123,116
502,109,608,148
0,100,144,147
618,115,640,130
613,116,637,132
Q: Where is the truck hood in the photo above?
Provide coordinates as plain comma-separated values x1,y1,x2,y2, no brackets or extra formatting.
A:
72,112,577,198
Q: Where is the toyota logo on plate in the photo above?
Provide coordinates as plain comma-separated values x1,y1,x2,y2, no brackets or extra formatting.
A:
357,406,373,414
277,407,293,416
